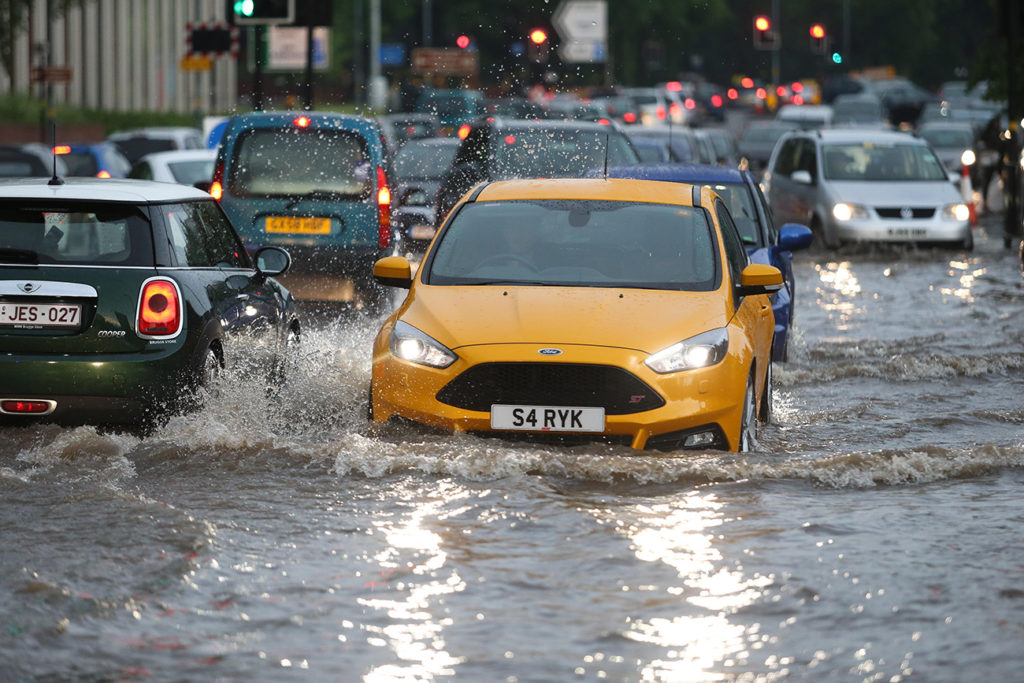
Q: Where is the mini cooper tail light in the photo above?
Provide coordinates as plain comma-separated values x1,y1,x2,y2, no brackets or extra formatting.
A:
138,278,182,338
209,160,224,200
1,399,56,415
377,166,392,249
294,115,312,128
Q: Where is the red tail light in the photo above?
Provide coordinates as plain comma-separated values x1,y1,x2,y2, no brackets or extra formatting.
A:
656,105,667,120
670,102,683,117
53,145,71,155
623,112,637,123
138,278,182,338
376,166,391,249
97,170,112,178
457,124,471,139
294,115,311,128
210,161,224,200
1,399,55,415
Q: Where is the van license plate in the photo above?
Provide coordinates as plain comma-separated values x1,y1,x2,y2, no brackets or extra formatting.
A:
0,302,81,328
490,404,605,432
266,216,330,234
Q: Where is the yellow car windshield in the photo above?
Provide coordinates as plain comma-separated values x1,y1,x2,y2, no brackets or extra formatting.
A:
426,199,719,290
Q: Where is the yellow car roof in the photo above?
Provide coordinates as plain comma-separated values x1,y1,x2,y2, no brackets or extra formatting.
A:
473,177,698,206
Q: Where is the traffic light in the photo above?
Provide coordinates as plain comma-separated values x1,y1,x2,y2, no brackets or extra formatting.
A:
231,0,294,25
528,28,549,62
831,51,843,64
809,24,827,55
456,34,471,49
753,15,777,51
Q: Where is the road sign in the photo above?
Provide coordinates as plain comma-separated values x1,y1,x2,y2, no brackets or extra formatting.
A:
180,55,213,72
411,48,479,76
186,22,239,58
552,0,607,63
266,26,329,70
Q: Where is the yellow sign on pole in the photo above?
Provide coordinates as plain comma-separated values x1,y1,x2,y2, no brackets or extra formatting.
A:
180,55,213,72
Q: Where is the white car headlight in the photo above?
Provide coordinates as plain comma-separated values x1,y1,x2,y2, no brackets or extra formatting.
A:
942,203,971,221
960,149,976,166
645,328,729,374
389,321,457,368
832,202,868,221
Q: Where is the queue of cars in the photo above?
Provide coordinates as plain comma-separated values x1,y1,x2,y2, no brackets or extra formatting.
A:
2,75,989,450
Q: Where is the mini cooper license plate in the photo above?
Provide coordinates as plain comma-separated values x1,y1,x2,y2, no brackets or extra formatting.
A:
490,405,605,432
265,216,330,234
0,302,82,328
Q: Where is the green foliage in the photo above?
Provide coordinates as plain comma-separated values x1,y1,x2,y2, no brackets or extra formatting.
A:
0,93,196,132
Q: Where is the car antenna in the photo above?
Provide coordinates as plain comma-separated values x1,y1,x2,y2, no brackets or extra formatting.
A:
48,120,64,186
603,131,609,179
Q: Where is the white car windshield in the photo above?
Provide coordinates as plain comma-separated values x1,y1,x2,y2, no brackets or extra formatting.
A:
822,143,948,181
426,199,718,291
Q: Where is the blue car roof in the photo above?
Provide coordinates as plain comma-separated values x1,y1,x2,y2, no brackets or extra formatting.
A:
605,163,751,185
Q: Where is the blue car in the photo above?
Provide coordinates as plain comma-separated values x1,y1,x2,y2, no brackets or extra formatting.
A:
605,163,812,361
55,142,132,178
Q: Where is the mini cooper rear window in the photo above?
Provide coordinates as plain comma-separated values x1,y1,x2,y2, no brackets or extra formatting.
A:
426,199,719,291
0,201,153,266
229,127,372,199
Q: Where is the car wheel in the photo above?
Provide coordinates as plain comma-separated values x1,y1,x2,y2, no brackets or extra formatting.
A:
963,230,974,252
759,360,773,424
366,383,375,421
819,217,841,249
270,324,301,390
738,370,757,453
201,347,221,387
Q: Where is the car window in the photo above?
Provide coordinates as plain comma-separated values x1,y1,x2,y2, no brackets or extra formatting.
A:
129,162,154,180
454,126,489,165
773,137,800,176
229,127,372,199
797,139,818,180
393,143,458,180
490,129,638,177
62,151,99,177
427,199,718,291
0,201,153,266
822,142,948,181
714,198,748,286
167,159,215,186
751,181,778,244
162,201,248,268
706,182,760,246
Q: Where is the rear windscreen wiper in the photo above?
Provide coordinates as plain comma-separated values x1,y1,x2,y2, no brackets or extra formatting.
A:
0,248,39,265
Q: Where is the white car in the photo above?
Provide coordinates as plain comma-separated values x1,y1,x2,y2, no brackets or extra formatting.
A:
128,149,217,187
763,128,972,249
107,127,205,165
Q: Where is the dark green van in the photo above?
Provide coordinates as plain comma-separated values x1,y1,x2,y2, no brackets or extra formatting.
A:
211,111,393,310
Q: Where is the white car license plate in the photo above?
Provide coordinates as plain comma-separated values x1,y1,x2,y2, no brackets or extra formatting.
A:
490,404,605,432
0,302,82,328
888,227,927,238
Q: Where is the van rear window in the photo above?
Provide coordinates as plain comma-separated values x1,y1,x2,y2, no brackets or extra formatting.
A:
229,128,372,199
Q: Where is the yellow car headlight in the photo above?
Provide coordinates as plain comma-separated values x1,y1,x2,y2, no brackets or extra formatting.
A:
389,321,457,368
832,202,868,221
942,203,971,221
645,328,728,374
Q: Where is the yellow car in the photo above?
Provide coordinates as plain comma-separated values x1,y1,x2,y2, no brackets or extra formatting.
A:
369,178,782,452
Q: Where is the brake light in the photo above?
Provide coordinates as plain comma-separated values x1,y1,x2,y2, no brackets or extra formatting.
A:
656,105,667,120
97,170,111,178
457,124,471,139
504,135,517,145
623,112,637,123
210,161,224,200
294,115,311,128
598,118,611,125
52,145,71,155
670,102,683,117
1,399,55,415
376,166,391,249
137,278,182,337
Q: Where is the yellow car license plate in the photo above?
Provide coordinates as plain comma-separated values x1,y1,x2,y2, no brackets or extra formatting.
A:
490,404,605,432
265,216,330,234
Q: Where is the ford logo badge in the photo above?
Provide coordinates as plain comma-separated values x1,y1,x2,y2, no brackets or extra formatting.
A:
538,348,563,356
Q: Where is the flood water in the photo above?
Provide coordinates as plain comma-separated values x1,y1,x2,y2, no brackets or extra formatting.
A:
2,218,1023,682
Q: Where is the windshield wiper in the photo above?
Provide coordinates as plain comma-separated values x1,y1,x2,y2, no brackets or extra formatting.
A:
0,248,39,265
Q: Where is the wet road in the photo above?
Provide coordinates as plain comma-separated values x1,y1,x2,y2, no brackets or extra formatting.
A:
2,216,1023,682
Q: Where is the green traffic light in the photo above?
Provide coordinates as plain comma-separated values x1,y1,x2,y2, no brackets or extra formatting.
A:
832,52,843,64
234,0,254,16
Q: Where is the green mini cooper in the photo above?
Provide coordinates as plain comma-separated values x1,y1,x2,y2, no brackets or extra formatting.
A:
0,177,300,427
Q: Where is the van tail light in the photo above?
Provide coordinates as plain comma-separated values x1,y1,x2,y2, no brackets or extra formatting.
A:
138,278,182,338
210,161,224,200
377,166,391,249
656,105,667,120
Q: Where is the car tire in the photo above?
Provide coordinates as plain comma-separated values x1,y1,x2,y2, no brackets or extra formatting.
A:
819,217,841,249
738,370,757,453
366,383,375,421
200,347,222,389
270,324,301,390
759,360,773,425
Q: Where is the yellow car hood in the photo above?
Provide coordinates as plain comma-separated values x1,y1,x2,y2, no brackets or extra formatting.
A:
401,285,731,354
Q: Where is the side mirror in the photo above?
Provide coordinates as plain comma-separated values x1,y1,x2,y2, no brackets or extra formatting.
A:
778,223,813,251
791,169,813,185
373,255,413,289
193,180,213,193
737,263,783,296
254,246,291,277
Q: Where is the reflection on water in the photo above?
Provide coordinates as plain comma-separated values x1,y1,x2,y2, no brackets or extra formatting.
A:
941,257,986,303
814,261,863,331
588,492,774,680
361,481,467,681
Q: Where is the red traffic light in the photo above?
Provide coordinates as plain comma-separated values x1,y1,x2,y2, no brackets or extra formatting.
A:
456,34,470,48
754,16,770,31
529,28,548,44
810,24,825,39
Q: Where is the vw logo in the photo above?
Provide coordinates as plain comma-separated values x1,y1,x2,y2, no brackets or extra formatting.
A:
900,207,914,219
18,282,40,293
538,348,563,356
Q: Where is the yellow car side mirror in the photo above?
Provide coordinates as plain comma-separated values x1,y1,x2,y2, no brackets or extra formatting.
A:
737,263,783,296
373,256,413,289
